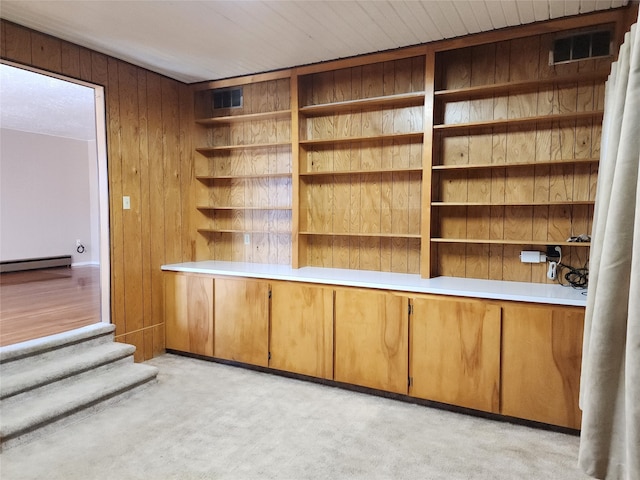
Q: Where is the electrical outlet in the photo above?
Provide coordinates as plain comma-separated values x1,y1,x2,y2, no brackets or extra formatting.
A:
244,233,250,245
122,196,131,210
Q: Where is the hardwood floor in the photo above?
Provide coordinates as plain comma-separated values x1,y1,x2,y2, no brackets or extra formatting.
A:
0,266,101,347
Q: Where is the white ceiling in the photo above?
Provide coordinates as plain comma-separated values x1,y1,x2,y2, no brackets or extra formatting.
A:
0,64,96,141
0,0,630,84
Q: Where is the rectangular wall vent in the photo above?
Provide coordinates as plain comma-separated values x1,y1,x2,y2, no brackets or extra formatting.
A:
551,30,611,65
213,87,243,109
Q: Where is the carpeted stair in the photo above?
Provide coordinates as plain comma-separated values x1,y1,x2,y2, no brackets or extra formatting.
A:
0,323,158,451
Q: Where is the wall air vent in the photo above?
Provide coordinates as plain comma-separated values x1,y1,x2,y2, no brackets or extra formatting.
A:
213,87,243,109
551,30,611,64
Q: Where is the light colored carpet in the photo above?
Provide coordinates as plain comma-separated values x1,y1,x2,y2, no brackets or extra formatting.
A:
0,353,590,480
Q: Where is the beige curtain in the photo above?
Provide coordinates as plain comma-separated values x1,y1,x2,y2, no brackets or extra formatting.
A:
579,15,640,480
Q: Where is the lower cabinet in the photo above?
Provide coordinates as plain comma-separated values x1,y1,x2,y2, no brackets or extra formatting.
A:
163,271,585,428
501,303,584,429
164,272,214,356
270,282,334,379
409,296,501,413
334,288,409,394
214,277,270,367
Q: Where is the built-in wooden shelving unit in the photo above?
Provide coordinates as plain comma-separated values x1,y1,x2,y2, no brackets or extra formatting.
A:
193,77,293,264
190,10,629,281
426,27,612,282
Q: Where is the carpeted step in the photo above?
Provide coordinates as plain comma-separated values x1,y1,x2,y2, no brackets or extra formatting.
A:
0,362,158,448
0,323,116,366
0,342,137,400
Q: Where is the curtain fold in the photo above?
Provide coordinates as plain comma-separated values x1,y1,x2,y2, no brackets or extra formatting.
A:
579,14,640,480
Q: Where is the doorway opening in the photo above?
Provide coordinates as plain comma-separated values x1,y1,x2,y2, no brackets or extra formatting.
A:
0,61,110,346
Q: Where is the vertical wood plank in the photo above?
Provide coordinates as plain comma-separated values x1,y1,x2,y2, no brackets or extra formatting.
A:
118,62,144,334
31,32,62,72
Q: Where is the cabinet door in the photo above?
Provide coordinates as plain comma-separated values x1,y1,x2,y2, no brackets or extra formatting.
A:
410,296,501,413
270,282,334,379
164,272,214,356
334,288,408,394
501,304,584,428
214,277,269,367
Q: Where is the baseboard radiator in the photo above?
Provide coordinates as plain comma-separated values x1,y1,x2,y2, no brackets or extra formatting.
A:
0,255,72,273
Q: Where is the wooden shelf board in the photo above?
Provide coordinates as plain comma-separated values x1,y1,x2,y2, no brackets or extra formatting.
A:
198,229,291,235
432,201,595,206
300,132,423,146
197,206,292,211
434,71,609,101
300,167,423,177
432,158,599,171
196,110,291,124
299,231,421,239
196,142,291,153
431,238,591,247
196,173,291,180
299,91,425,116
433,111,603,135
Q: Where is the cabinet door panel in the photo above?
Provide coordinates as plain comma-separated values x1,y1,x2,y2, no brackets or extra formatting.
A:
335,289,408,394
270,282,334,379
164,273,214,356
410,297,501,413
501,304,583,428
214,277,269,367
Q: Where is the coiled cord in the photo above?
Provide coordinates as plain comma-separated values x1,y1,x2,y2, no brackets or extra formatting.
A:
557,262,589,289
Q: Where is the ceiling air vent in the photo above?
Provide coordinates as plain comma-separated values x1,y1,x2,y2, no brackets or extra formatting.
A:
213,87,243,109
551,30,611,64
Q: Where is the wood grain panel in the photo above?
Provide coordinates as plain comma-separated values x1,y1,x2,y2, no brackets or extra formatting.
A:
270,282,334,379
501,303,584,428
214,277,269,367
31,32,62,72
119,62,145,334
410,296,501,412
334,288,408,393
164,273,214,356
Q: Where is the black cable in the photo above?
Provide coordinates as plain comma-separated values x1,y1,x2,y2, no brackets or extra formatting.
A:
557,261,588,289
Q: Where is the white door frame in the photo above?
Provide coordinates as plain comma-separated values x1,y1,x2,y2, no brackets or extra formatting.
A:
1,59,111,324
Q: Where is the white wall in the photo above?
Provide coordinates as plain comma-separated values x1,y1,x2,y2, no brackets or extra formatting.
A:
0,128,99,265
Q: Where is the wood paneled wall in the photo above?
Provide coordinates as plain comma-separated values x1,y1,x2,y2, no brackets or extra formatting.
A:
1,20,195,361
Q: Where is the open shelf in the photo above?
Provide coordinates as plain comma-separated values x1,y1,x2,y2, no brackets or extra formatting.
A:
432,158,599,171
198,228,291,235
197,206,292,211
299,231,421,239
432,200,595,206
196,109,291,125
433,110,604,135
196,142,291,154
300,167,422,177
300,132,423,147
434,71,609,101
299,91,425,116
196,173,291,181
431,238,591,247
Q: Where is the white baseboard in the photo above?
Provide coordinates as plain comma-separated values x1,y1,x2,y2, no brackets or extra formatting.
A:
72,261,100,267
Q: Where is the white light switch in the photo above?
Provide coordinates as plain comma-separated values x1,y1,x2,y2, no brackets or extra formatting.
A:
123,196,131,210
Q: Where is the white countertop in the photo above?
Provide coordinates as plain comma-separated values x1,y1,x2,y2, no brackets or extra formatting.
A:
161,261,588,307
